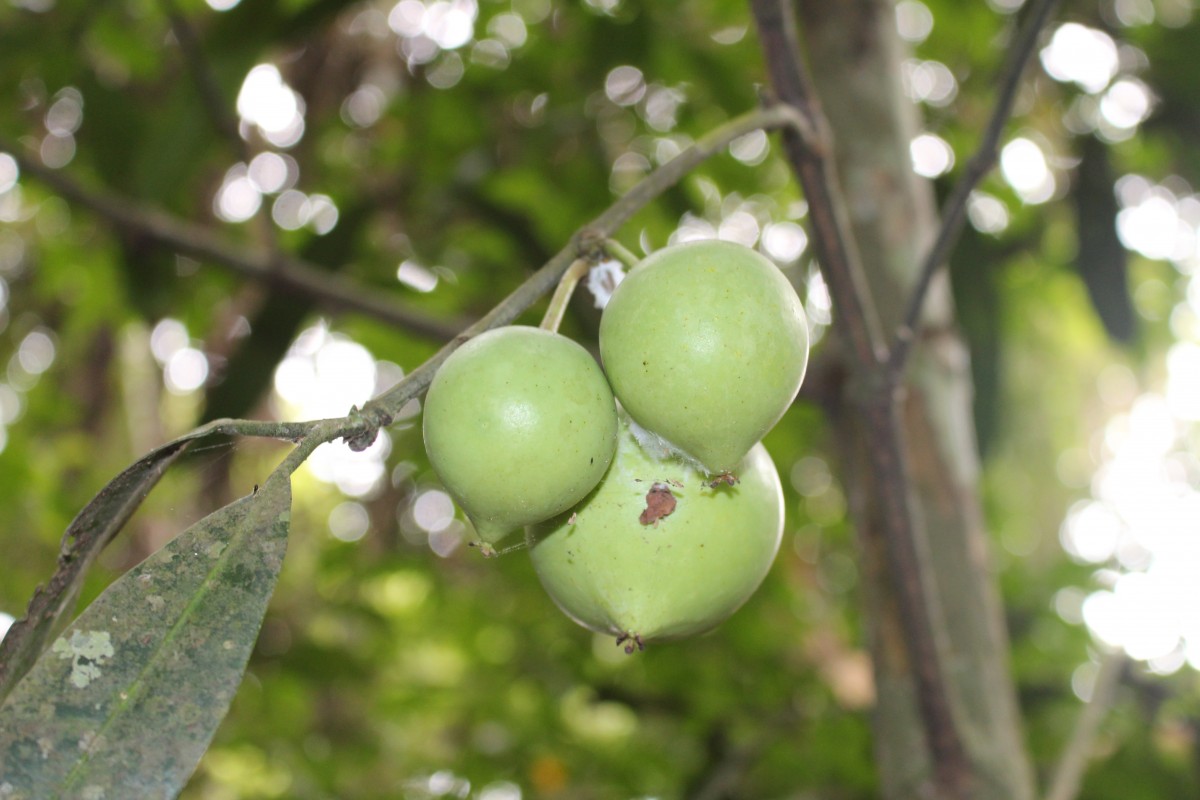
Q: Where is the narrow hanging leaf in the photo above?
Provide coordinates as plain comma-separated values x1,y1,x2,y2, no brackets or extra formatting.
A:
0,418,286,703
0,469,291,799
1074,134,1136,344
0,439,194,703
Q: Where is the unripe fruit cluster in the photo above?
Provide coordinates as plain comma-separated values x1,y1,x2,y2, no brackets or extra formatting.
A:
422,240,809,650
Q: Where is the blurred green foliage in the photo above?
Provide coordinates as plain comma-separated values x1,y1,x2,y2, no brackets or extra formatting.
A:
0,0,1198,797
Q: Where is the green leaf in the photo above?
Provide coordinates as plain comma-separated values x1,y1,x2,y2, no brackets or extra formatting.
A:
1073,135,1135,344
0,471,291,799
0,422,238,704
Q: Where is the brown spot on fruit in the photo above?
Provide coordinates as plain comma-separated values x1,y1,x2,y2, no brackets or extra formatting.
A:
639,483,677,525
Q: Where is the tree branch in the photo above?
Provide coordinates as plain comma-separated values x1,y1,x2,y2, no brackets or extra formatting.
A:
4,100,797,439
160,0,245,154
0,105,803,698
358,103,802,427
889,0,1061,374
749,0,885,369
0,136,461,341
750,1,974,796
1044,650,1126,800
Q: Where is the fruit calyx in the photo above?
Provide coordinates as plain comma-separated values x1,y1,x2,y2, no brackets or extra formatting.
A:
616,633,645,654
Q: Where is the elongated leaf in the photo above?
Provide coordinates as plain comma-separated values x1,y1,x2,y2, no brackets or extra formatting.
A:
1074,135,1135,344
0,421,241,703
0,470,291,799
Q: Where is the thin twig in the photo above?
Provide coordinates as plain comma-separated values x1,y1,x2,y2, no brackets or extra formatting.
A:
1044,650,1126,800
359,103,802,426
602,238,639,270
0,105,800,707
889,0,1061,374
194,416,321,442
274,419,345,477
0,137,460,341
3,101,795,429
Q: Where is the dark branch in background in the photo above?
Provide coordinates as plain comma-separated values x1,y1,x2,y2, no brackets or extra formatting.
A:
160,0,244,151
683,707,799,800
748,0,885,368
3,101,800,426
889,0,1062,374
750,0,971,795
0,137,461,341
859,405,972,799
158,0,281,255
686,728,757,800
751,0,1062,797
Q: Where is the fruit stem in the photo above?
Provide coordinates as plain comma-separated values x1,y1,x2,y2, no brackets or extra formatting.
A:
603,238,640,270
470,540,529,558
539,258,592,332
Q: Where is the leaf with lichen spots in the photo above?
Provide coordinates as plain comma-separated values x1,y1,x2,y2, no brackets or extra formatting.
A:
0,420,252,705
0,469,291,799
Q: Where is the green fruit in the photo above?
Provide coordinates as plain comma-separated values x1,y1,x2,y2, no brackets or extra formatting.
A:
423,326,618,544
599,240,809,474
527,414,784,646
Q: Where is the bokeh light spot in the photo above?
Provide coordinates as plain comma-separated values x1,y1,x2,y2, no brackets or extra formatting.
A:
1000,137,1055,204
165,347,209,394
1040,22,1119,94
605,66,646,107
329,502,370,542
911,133,954,177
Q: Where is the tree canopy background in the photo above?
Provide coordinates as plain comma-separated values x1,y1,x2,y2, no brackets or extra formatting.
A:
1,0,1199,798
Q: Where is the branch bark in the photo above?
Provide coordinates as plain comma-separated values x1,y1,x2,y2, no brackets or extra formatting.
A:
751,1,1056,798
0,137,459,341
1044,651,1126,800
749,0,885,369
751,2,974,796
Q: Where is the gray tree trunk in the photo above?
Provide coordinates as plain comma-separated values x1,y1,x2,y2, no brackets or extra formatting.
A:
794,2,1037,798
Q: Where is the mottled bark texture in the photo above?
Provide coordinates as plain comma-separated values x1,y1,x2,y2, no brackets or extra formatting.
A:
794,2,1037,798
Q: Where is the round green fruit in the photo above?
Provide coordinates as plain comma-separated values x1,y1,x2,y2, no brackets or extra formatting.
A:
422,326,618,544
527,414,784,647
598,240,809,474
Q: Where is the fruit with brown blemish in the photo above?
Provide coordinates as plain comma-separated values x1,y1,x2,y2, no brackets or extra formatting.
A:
527,413,784,646
598,240,809,474
638,482,676,525
422,326,618,544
